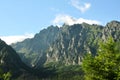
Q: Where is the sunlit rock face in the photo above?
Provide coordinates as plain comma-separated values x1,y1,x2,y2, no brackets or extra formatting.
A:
11,21,120,67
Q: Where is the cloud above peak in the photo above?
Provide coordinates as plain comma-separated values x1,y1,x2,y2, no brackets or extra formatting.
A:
52,14,101,27
0,33,34,45
70,0,91,13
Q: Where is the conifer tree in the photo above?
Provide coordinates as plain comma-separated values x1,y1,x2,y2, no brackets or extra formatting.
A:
82,38,120,80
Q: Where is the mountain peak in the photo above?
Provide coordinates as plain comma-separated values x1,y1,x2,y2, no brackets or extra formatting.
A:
110,20,120,23
106,20,120,27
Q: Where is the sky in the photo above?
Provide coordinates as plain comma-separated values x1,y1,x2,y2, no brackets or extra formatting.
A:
0,0,120,44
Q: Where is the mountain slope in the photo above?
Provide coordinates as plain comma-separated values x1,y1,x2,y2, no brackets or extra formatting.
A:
12,25,60,67
0,39,32,79
12,21,120,68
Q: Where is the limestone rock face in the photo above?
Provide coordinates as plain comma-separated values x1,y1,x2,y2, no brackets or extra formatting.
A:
12,21,120,67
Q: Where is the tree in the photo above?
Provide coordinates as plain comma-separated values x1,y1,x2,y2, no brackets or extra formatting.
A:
82,38,120,80
0,68,11,80
3,72,12,80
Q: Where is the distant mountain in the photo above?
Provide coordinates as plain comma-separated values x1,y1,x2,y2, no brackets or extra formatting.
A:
11,21,120,68
0,39,32,79
12,25,60,67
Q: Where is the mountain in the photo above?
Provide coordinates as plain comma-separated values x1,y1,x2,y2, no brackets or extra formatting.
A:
45,21,120,65
0,39,33,79
12,25,60,67
45,23,103,65
11,21,120,68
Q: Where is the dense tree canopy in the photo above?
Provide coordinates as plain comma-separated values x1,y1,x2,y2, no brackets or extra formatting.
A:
82,38,120,80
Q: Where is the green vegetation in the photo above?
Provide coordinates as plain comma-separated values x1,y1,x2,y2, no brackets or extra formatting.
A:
82,38,120,80
3,72,12,80
54,65,84,80
35,65,84,80
0,68,11,80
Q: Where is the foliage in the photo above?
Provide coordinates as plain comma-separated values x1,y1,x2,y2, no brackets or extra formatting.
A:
0,69,11,80
29,64,84,80
56,65,84,80
3,72,12,80
82,38,120,80
49,65,84,80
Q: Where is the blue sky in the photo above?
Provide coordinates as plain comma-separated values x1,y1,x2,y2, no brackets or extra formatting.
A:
0,0,120,44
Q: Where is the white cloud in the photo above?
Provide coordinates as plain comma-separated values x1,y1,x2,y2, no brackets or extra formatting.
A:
52,14,101,27
53,14,76,27
70,0,91,13
0,33,34,45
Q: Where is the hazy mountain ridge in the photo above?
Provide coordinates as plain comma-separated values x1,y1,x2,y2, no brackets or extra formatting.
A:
11,21,120,68
12,25,60,67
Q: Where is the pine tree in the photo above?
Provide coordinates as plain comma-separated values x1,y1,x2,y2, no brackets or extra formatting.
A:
82,38,120,80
